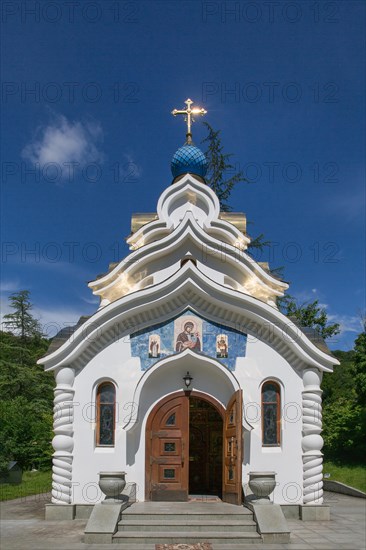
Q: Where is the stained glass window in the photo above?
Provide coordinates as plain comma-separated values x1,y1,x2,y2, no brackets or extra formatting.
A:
164,442,176,452
164,469,175,479
262,381,280,446
96,382,115,446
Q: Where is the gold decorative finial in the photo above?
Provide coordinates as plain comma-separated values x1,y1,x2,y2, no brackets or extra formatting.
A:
171,98,207,144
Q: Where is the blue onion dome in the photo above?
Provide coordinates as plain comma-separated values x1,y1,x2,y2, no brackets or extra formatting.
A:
171,144,208,179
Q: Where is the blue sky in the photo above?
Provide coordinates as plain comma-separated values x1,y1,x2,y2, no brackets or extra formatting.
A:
1,0,365,350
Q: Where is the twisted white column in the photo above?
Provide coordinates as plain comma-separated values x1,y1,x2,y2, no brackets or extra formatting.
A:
51,367,75,504
302,368,324,505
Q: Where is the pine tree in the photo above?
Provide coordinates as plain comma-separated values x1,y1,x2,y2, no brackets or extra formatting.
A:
201,123,270,252
0,292,52,471
201,122,247,212
3,290,43,340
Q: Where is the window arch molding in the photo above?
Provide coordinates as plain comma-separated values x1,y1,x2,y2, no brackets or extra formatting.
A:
92,377,119,399
94,379,117,447
260,379,282,447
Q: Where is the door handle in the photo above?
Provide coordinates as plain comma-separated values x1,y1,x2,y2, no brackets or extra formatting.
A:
230,436,237,462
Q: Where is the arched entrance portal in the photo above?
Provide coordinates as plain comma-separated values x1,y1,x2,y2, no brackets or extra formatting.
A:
145,390,242,504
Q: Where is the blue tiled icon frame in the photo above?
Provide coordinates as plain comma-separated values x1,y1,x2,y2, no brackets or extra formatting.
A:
130,309,247,371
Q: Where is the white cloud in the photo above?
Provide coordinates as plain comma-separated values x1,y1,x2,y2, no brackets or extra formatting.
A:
80,295,100,305
327,313,363,335
0,280,20,293
22,114,104,178
292,288,323,304
289,289,363,338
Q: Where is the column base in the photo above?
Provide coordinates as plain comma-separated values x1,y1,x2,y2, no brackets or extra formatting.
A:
301,505,330,521
45,504,75,520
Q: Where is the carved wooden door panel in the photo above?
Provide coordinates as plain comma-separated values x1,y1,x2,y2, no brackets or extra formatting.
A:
146,393,189,501
222,389,243,505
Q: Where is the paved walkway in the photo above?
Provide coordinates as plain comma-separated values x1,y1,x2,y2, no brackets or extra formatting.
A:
0,492,365,549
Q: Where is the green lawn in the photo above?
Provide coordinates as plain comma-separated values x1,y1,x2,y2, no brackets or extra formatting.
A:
0,470,52,501
323,462,366,493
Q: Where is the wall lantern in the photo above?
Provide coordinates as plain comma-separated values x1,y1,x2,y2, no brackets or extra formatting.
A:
183,371,193,390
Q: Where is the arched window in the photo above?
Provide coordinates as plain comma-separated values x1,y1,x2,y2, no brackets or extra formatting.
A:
96,382,116,446
261,381,281,446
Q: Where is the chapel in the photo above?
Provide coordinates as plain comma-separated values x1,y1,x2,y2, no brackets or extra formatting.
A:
38,100,337,510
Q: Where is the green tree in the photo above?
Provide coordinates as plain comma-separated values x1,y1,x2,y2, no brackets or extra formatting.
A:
322,397,365,462
3,290,43,340
201,122,248,212
0,292,53,472
353,324,366,404
321,326,366,463
321,348,355,402
280,298,340,340
201,123,271,253
246,232,272,253
0,397,53,471
0,331,52,400
0,331,53,471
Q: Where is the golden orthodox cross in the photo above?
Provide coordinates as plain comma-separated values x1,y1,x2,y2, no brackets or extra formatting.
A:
171,98,207,144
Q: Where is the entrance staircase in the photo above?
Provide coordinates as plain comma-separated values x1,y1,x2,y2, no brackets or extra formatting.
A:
112,500,262,548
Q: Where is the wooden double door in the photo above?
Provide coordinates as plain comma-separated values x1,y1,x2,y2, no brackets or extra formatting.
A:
145,390,242,504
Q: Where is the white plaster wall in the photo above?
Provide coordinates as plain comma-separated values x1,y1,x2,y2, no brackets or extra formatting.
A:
71,337,141,505
71,332,304,505
168,195,209,227
153,260,180,284
238,337,303,505
152,256,225,288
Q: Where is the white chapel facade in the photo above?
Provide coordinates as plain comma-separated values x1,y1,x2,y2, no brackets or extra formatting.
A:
39,100,337,508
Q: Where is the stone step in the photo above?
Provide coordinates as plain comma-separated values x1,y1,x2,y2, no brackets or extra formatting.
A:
121,510,253,525
112,530,263,545
111,544,264,550
118,518,258,532
122,503,253,517
122,506,253,521
111,545,264,550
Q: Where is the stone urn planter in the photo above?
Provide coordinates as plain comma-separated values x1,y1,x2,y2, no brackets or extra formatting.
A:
248,471,276,504
98,471,126,503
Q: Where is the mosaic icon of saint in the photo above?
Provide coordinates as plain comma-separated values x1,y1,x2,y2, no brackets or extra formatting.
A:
216,334,228,358
149,335,160,358
175,321,201,352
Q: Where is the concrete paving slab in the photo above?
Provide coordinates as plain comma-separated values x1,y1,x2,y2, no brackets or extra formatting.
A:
0,492,365,549
300,505,330,521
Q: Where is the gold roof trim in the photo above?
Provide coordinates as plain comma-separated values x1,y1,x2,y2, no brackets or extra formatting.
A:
131,213,158,234
219,212,247,234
